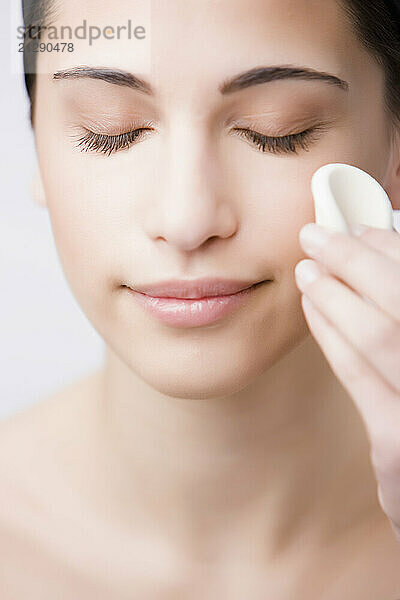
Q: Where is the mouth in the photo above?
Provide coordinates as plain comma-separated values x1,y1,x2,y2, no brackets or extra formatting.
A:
126,276,269,299
124,279,272,328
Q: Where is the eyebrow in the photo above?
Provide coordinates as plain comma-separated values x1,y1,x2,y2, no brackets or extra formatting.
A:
53,66,153,94
53,64,349,95
219,65,349,93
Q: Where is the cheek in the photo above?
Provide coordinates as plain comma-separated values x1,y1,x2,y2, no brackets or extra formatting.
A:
39,151,123,325
226,148,316,267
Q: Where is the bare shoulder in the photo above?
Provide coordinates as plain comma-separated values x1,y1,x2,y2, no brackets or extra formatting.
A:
321,509,400,598
0,370,110,597
0,369,104,517
358,513,400,586
0,369,103,452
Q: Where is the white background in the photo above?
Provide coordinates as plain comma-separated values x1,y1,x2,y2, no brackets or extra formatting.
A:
1,2,399,421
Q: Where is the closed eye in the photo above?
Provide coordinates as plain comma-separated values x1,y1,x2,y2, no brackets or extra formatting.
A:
72,127,155,156
70,121,329,156
231,123,329,155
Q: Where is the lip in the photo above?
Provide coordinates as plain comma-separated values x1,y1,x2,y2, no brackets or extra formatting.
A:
124,277,271,328
128,277,266,299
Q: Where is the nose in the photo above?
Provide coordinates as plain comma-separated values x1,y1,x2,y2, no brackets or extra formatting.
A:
145,120,238,252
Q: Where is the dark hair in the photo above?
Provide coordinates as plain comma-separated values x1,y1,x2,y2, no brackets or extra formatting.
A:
22,0,59,126
340,0,400,140
22,0,400,135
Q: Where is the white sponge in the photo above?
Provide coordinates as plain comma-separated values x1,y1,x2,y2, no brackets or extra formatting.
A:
311,163,394,233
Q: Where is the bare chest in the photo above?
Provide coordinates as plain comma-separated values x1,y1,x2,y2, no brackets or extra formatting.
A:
1,504,400,600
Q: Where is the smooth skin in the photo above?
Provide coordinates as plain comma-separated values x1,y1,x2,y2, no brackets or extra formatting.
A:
1,0,400,597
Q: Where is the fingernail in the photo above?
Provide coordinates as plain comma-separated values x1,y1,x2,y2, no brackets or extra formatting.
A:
295,259,321,288
299,223,333,255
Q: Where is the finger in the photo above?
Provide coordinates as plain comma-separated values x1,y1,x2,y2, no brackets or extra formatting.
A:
300,293,399,445
295,259,400,394
299,223,400,323
349,224,400,263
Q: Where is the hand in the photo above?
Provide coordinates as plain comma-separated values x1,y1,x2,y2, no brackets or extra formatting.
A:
294,222,400,541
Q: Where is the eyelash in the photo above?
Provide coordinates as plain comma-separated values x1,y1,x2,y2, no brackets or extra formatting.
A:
74,127,154,156
231,124,326,155
73,123,327,156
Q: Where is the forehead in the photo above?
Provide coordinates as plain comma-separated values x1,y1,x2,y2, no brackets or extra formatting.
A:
38,0,372,101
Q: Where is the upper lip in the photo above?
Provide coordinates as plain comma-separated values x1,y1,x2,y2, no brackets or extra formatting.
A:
128,277,267,298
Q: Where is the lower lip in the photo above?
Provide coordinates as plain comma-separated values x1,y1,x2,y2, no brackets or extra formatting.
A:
127,282,268,328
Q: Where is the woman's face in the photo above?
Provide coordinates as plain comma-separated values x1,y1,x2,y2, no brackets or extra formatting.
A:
34,0,392,398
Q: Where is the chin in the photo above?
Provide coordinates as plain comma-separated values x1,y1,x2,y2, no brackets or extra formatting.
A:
99,281,308,399
119,318,309,401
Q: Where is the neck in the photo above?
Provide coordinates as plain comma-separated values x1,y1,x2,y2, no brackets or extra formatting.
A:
90,335,378,563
